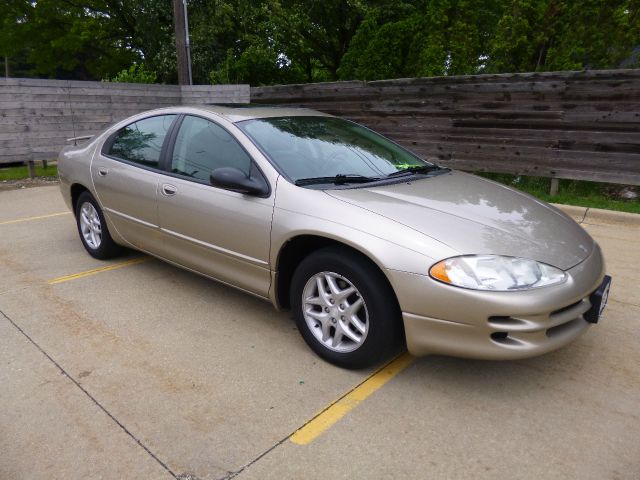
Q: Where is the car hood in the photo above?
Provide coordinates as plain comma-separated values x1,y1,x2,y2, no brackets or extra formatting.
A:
326,171,593,270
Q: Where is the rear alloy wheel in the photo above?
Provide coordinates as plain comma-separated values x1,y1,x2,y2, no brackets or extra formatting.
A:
79,201,102,250
75,191,121,259
291,247,402,369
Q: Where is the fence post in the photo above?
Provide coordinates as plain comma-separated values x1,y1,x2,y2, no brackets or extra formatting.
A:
27,161,35,179
549,178,559,196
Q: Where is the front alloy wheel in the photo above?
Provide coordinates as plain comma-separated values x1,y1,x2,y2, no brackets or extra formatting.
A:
302,271,369,353
291,246,402,369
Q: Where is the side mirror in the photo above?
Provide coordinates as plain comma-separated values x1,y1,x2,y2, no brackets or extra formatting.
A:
210,167,269,197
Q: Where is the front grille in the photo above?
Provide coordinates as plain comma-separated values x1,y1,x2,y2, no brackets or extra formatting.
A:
487,296,591,345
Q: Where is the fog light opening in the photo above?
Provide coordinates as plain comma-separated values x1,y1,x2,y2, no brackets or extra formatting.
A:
491,331,509,341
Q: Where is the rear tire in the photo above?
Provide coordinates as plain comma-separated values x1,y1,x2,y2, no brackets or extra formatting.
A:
75,191,121,260
291,246,403,369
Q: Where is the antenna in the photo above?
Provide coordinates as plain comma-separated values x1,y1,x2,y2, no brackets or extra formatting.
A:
67,80,77,145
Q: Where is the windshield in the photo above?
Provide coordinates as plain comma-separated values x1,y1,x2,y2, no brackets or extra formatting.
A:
237,116,434,184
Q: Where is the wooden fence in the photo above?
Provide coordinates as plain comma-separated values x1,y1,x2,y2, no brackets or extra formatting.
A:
2,71,639,185
0,78,249,165
252,69,640,185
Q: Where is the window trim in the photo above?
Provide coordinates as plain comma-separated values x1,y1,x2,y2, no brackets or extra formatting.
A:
162,113,272,198
100,114,179,173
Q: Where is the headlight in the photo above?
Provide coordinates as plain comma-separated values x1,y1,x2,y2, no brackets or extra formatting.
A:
429,255,567,291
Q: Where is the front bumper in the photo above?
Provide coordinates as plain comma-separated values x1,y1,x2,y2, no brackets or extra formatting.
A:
387,244,606,360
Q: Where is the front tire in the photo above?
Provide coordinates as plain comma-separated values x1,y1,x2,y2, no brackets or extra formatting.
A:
291,247,403,369
75,191,121,259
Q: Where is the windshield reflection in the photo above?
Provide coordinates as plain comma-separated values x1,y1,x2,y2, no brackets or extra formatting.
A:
238,116,432,182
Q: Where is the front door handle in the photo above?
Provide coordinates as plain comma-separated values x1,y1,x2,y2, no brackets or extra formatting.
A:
98,167,108,177
161,183,177,196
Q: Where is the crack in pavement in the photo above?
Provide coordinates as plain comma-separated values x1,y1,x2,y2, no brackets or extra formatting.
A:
221,432,291,480
0,307,178,479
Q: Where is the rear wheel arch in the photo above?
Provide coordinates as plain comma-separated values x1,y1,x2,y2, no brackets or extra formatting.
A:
70,183,90,215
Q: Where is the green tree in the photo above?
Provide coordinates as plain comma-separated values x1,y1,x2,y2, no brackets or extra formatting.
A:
205,0,366,85
0,0,173,81
488,0,640,72
0,1,138,80
339,0,506,80
1,0,637,84
195,0,306,85
270,0,366,81
339,0,638,80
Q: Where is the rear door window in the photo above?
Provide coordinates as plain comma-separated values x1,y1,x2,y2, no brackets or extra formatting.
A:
107,115,176,168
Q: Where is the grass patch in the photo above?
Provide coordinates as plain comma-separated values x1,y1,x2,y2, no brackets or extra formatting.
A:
476,172,640,214
0,164,58,181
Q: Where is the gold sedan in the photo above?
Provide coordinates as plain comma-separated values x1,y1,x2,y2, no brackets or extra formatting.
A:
58,105,610,368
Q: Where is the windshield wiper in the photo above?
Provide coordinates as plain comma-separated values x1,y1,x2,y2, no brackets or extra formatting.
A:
295,174,381,186
386,165,443,178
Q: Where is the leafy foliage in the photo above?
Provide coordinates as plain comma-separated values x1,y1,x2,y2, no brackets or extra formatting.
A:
488,0,640,72
0,0,637,84
0,0,138,80
106,63,158,83
340,0,638,80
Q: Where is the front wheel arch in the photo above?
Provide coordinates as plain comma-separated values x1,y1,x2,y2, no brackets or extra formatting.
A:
275,234,400,312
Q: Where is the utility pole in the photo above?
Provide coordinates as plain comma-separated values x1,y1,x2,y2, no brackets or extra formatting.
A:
173,0,192,85
4,56,8,78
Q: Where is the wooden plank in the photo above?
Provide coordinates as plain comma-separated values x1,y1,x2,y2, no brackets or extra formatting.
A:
0,79,246,164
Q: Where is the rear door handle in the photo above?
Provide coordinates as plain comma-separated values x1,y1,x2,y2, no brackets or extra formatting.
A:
98,167,108,176
161,183,177,196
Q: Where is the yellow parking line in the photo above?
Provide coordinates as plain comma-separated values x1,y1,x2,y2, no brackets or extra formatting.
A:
0,211,71,225
290,352,415,445
48,257,150,285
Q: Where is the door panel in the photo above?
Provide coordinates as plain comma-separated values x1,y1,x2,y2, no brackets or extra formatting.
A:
158,178,274,296
156,115,274,297
91,157,160,250
91,114,176,250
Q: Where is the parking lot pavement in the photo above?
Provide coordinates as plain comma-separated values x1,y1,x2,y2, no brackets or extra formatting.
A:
0,315,173,479
1,185,639,480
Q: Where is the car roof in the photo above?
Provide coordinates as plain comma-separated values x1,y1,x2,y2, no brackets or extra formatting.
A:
186,104,332,123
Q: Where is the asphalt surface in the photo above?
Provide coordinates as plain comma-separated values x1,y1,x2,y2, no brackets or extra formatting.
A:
1,185,638,480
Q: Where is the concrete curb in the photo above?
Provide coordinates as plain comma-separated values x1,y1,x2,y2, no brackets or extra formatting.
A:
552,203,640,226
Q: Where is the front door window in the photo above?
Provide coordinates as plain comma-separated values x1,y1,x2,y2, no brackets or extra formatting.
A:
171,116,252,183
